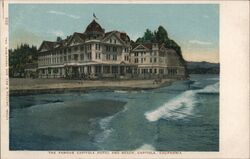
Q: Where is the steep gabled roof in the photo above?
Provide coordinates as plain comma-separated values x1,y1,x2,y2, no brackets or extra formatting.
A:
38,41,57,51
102,31,130,45
132,43,150,51
66,32,85,46
131,43,161,50
120,32,130,42
75,32,86,41
85,20,105,34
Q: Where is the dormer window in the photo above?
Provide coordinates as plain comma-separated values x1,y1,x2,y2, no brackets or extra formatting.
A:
110,39,112,43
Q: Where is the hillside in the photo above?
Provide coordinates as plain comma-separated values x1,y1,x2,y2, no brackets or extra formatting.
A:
187,61,220,74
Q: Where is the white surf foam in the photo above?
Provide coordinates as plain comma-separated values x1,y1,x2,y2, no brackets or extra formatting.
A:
95,115,114,143
114,90,128,94
145,82,219,122
135,144,156,151
145,90,197,122
198,82,219,93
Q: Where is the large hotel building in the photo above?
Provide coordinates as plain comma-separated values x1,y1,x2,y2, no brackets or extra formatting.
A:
37,19,186,79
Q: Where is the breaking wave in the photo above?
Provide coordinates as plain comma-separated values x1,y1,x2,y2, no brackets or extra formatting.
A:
94,104,128,145
94,116,114,144
145,82,219,122
114,90,128,94
135,144,156,151
198,82,219,94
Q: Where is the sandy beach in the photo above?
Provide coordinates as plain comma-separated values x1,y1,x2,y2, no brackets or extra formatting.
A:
9,78,176,95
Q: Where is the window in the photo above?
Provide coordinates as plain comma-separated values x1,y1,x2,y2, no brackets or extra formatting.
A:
154,58,157,63
141,58,143,63
159,69,164,74
150,58,152,63
68,55,71,61
114,39,116,44
106,54,111,60
68,48,71,53
86,44,91,50
96,53,101,59
103,66,110,73
106,46,111,52
135,58,138,63
135,52,138,56
64,56,67,61
95,44,101,50
125,56,129,61
124,48,128,52
110,39,112,43
150,69,152,73
88,52,92,60
113,47,117,52
74,54,78,61
113,54,117,60
112,66,118,74
80,54,84,60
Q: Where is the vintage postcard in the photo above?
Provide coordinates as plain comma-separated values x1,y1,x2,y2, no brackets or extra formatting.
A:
0,0,249,159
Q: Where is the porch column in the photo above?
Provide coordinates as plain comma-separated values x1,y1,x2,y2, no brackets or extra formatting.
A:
91,65,95,74
84,66,87,74
101,65,104,74
118,65,120,75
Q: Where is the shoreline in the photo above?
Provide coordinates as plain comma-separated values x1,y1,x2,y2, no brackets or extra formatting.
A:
9,78,177,96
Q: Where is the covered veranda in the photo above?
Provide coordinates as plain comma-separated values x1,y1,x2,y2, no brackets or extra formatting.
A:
65,62,138,79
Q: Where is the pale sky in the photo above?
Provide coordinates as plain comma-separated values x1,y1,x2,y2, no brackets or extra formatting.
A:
9,4,219,63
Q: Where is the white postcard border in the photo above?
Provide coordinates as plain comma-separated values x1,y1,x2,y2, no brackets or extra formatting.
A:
1,1,249,159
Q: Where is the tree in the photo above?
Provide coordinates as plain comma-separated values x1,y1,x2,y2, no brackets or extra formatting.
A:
136,29,155,43
9,44,38,77
135,37,143,43
155,26,169,43
143,29,155,42
56,36,62,42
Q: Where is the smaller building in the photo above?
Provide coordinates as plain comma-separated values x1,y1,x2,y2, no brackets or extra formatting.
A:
130,43,186,79
24,63,38,78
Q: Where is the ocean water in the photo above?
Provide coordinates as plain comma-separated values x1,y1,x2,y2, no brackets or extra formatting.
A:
10,74,219,151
